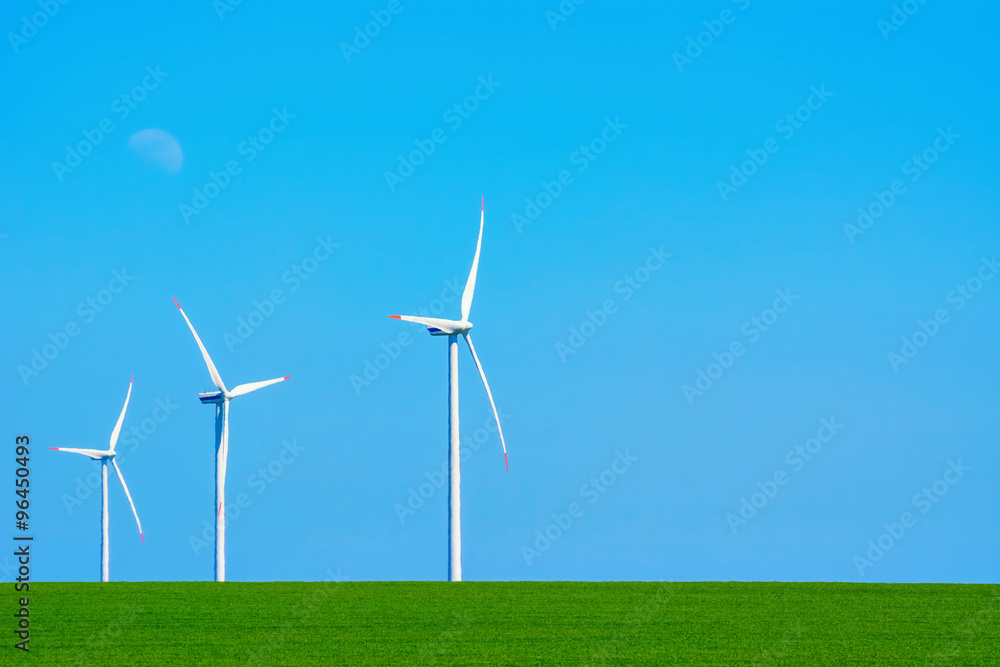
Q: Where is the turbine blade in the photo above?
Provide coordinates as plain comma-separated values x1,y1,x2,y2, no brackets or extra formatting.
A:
112,459,144,544
50,447,107,459
173,297,228,393
109,374,134,452
228,376,290,398
463,333,508,470
460,199,484,322
389,315,462,334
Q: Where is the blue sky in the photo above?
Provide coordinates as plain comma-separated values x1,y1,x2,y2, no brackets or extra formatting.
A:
1,1,997,584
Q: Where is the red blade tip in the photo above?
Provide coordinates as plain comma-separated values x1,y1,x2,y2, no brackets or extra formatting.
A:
504,452,508,471
283,376,291,380
140,532,144,544
49,447,59,450
482,196,484,211
172,296,180,309
388,315,401,319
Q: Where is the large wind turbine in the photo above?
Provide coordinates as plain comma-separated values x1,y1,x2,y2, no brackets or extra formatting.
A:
50,375,144,582
173,297,289,582
389,197,508,582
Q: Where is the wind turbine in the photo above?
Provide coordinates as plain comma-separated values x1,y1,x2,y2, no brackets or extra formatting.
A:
50,375,144,582
389,197,508,582
173,297,289,582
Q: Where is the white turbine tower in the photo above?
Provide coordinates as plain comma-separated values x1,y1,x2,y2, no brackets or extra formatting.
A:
50,375,144,582
389,197,508,582
173,297,290,582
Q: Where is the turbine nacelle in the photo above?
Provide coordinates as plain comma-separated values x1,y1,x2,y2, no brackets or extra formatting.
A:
431,320,472,336
430,319,472,336
199,391,225,404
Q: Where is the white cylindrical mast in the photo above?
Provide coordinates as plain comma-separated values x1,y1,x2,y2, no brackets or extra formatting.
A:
101,460,109,582
448,335,461,582
215,400,229,582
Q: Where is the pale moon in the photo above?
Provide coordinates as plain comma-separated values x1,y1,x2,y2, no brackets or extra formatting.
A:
128,129,183,173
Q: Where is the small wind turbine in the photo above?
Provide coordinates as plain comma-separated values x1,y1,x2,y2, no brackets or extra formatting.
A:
173,297,289,582
389,197,508,582
50,375,144,582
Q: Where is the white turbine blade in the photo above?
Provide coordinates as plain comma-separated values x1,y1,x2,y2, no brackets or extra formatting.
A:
228,376,290,398
460,198,484,322
463,333,508,470
173,297,228,393
49,447,108,459
112,459,144,544
389,315,463,334
109,374,134,452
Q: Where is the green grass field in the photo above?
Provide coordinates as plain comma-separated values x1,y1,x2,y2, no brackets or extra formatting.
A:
17,582,1000,665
